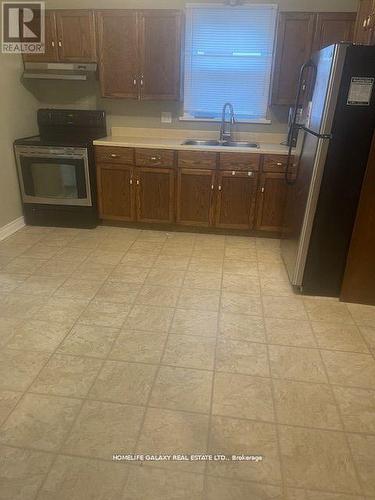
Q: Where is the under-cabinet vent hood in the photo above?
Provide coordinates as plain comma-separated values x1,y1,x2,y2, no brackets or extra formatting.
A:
23,62,97,81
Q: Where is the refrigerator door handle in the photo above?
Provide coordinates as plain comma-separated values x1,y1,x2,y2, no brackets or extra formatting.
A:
301,126,333,140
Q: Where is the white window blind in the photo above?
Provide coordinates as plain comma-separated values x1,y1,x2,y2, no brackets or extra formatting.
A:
183,4,278,122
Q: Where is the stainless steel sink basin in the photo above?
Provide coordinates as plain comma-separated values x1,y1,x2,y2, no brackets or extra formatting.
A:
182,139,260,148
182,139,221,146
222,141,260,148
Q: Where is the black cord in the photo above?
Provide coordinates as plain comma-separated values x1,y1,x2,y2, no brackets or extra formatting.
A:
285,60,317,186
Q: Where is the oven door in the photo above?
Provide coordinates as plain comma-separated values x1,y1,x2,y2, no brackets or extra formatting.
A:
15,146,92,207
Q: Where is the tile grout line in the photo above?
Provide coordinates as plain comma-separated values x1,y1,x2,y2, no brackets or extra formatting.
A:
117,230,198,497
302,299,367,498
257,239,287,499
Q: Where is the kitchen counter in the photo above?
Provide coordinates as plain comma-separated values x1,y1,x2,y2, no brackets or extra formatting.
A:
93,135,292,155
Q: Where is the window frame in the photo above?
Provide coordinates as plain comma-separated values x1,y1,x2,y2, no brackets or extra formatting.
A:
180,3,278,124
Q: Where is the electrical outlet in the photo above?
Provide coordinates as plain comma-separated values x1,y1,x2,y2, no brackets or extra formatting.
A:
161,112,172,124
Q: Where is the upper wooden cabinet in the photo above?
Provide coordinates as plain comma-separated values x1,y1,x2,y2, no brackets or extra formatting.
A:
312,12,356,52
272,11,356,106
96,9,182,100
272,13,315,106
139,10,182,100
96,11,138,99
23,10,96,63
355,0,375,45
55,10,96,62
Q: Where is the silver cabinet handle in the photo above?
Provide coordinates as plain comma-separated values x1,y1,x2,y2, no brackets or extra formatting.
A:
277,162,283,166
111,154,118,158
248,171,253,177
130,179,133,185
218,185,222,191
51,41,55,47
150,156,161,162
58,41,62,47
211,184,214,191
261,187,265,193
140,74,144,87
136,180,140,186
232,171,236,176
133,78,137,86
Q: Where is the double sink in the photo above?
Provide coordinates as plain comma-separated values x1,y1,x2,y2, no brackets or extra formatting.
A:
182,139,260,148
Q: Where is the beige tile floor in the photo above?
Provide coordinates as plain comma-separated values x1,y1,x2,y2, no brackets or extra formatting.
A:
0,225,375,500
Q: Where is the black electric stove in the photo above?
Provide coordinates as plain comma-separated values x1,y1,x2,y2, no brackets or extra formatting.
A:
14,109,107,229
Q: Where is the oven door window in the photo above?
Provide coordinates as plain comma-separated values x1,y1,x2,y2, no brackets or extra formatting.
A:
20,156,90,205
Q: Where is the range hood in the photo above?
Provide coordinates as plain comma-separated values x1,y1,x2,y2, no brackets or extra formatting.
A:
23,62,97,81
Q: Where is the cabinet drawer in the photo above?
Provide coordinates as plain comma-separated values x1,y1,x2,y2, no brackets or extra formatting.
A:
219,153,260,171
135,149,175,168
95,146,134,165
178,151,217,170
262,154,295,173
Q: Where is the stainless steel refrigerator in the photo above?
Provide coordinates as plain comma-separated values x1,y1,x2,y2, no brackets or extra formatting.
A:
281,43,375,297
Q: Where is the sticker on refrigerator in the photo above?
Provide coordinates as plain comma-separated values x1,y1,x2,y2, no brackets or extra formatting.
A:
347,77,374,106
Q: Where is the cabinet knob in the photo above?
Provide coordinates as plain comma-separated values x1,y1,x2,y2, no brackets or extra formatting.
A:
133,79,137,86
277,162,283,166
248,171,253,177
261,187,265,193
51,41,55,47
58,41,62,47
130,179,133,185
140,74,144,87
232,171,236,176
218,185,222,191
211,184,214,191
136,180,140,186
150,156,161,162
110,154,118,158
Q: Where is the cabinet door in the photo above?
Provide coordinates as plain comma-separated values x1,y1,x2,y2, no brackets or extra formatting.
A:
215,171,258,230
96,11,139,98
313,12,356,51
354,0,373,44
23,11,58,62
136,168,175,223
55,10,96,62
272,13,315,106
256,173,288,233
177,169,216,227
139,10,182,100
97,165,135,221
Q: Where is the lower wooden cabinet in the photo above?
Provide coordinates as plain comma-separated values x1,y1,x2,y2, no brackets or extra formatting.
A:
97,164,134,221
176,169,215,227
215,171,258,230
97,163,174,223
256,173,288,233
136,168,174,223
96,147,292,235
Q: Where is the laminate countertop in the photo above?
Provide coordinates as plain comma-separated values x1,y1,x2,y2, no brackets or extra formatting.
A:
93,135,293,156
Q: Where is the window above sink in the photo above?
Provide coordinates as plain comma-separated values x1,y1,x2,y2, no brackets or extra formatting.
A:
181,4,278,124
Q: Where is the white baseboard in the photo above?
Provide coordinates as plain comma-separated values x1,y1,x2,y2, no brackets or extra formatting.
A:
0,216,25,242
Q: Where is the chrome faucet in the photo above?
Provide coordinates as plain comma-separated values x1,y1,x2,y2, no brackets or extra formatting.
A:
220,103,235,142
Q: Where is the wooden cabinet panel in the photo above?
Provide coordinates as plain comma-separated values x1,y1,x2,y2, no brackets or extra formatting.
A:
95,146,134,165
177,169,215,227
354,0,375,45
23,11,58,62
313,12,356,51
135,149,175,168
55,10,96,62
136,168,174,223
219,153,260,172
96,11,139,98
178,151,217,170
215,171,258,230
139,10,182,100
263,155,295,174
272,13,315,106
256,173,288,233
97,165,134,221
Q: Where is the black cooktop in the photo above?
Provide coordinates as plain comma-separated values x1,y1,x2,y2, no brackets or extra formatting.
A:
14,109,107,149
